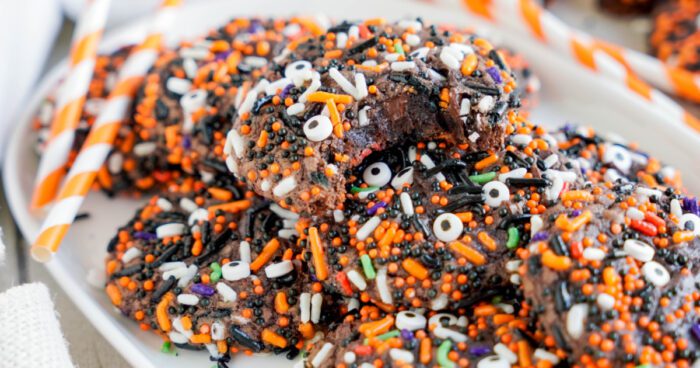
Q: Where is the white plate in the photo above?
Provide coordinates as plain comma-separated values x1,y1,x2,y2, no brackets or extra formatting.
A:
6,0,700,367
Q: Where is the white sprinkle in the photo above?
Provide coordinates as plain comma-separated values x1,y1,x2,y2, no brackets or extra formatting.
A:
107,153,123,174
358,106,370,126
121,247,142,264
356,216,381,241
311,343,334,367
566,303,588,339
239,241,251,264
273,176,297,197
172,316,193,336
511,134,533,146
420,154,445,182
583,247,606,261
636,186,662,199
408,146,418,162
348,25,359,39
624,239,655,262
544,154,559,168
346,270,367,290
286,102,305,116
499,168,527,182
333,209,345,223
597,293,616,311
238,91,257,116
210,321,225,341
177,293,199,306
269,203,300,220
179,47,209,60
478,96,495,113
391,167,414,189
494,343,517,363
398,19,422,30
188,208,208,225
260,180,271,192
355,73,368,100
509,274,521,285
626,207,645,221
159,261,186,272
311,293,323,323
166,77,192,95
405,34,420,46
439,48,460,69
347,298,359,311
534,349,560,365
376,267,393,305
265,260,294,278
400,192,414,216
133,142,157,157
384,53,401,62
389,349,414,363
265,78,292,96
344,352,356,364
243,56,267,68
671,199,683,219
278,229,297,239
156,223,186,238
216,282,237,302
430,293,449,311
329,67,358,96
390,61,417,71
182,58,197,79
168,331,189,344
178,265,197,287
336,32,348,49
449,42,475,56
545,176,564,201
221,261,250,281
299,72,321,102
434,326,467,342
459,98,471,116
300,293,311,323
642,261,670,287
505,260,522,272
427,68,446,81
227,129,245,159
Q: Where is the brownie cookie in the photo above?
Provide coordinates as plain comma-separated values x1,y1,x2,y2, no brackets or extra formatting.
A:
302,302,559,368
104,17,324,193
103,178,342,362
650,0,700,72
297,116,581,311
227,19,521,215
521,182,700,366
550,124,683,191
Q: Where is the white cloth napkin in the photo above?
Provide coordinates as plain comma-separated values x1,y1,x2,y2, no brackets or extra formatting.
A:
0,283,74,367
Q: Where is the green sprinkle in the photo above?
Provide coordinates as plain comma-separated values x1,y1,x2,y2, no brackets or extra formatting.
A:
363,330,400,344
351,186,379,194
491,295,503,304
360,254,376,280
469,171,496,184
506,227,520,249
395,43,404,55
210,262,222,282
161,341,175,355
437,340,455,368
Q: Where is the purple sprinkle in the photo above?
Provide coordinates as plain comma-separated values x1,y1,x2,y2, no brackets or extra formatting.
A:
692,324,700,342
682,197,700,216
469,345,491,356
400,329,414,341
214,51,231,62
133,231,157,240
486,67,502,84
532,231,548,242
182,135,192,150
571,209,581,217
280,83,294,99
367,201,388,215
191,283,215,297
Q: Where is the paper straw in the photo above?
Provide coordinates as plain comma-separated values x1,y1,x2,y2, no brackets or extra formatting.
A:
31,0,112,209
459,0,700,133
31,0,182,263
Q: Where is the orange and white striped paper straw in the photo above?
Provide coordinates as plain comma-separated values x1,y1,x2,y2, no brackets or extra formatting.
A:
31,0,112,209
31,0,182,263
459,0,700,133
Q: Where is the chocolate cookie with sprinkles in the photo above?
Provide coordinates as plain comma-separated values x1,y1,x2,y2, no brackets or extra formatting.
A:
650,0,700,73
301,301,559,368
226,18,521,215
103,178,344,362
103,17,325,194
297,115,581,312
520,181,700,366
550,124,683,191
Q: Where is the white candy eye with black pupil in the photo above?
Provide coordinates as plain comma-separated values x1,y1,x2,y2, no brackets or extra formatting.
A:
391,167,414,189
285,60,313,81
603,144,632,174
395,311,427,331
679,214,700,236
409,47,429,60
482,181,510,207
477,355,510,368
433,213,463,242
642,261,670,287
363,162,392,187
180,89,207,112
303,115,333,142
221,261,251,281
428,313,458,328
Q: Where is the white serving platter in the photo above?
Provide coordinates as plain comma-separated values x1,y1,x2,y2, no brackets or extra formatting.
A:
5,0,700,367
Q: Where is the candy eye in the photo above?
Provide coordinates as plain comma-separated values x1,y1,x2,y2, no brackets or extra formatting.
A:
623,239,655,262
482,181,510,207
363,162,392,187
395,311,427,331
391,167,414,189
477,355,510,368
428,313,458,328
303,115,333,142
180,89,207,112
285,60,313,81
264,260,294,278
642,261,670,287
433,213,463,242
222,261,251,281
603,145,632,174
409,47,429,60
679,213,700,236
